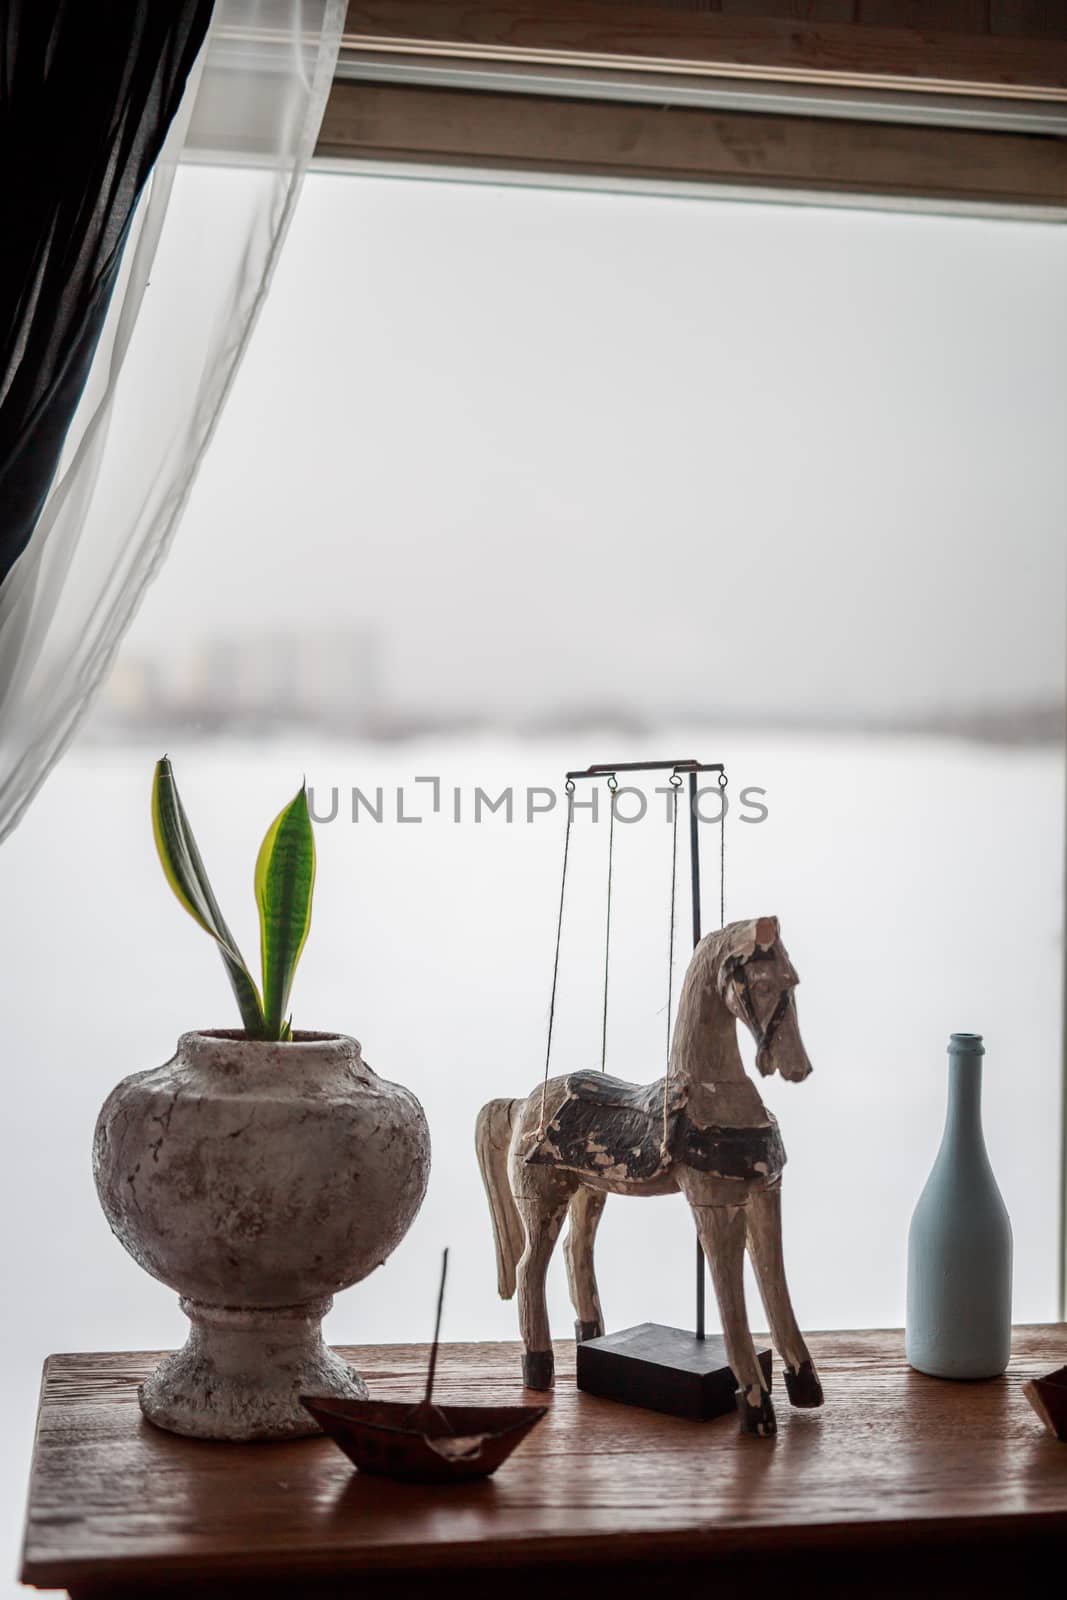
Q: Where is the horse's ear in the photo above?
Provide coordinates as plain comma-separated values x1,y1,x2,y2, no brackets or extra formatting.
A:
722,917,775,965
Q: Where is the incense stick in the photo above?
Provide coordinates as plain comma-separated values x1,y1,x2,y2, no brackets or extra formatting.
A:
423,1248,449,1410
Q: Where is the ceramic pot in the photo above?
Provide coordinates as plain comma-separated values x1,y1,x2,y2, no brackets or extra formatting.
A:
93,1030,430,1441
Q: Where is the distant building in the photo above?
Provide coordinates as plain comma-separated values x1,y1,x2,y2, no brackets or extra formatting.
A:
96,627,381,734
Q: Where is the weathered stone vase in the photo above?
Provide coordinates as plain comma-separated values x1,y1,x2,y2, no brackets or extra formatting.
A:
93,1030,430,1441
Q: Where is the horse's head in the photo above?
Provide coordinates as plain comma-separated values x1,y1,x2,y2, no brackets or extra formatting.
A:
716,917,811,1082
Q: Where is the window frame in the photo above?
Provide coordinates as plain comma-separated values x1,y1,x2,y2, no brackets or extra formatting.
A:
296,2,1067,216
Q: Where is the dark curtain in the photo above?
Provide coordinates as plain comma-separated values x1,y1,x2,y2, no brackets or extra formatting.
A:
0,0,215,586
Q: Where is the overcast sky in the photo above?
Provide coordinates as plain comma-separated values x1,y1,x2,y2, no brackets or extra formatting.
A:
122,168,1067,723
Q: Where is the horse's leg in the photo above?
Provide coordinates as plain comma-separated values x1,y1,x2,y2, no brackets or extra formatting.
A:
515,1184,571,1389
692,1199,777,1437
746,1182,824,1408
563,1186,607,1342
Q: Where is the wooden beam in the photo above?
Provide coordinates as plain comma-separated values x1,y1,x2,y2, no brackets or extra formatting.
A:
342,2,1067,99
317,82,1067,208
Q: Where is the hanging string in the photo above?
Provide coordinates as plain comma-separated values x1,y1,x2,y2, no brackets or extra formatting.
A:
536,778,575,1137
719,769,728,927
536,762,727,1147
600,773,617,1073
660,769,682,1155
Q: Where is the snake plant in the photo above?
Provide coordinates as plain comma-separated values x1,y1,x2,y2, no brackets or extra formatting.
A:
151,755,316,1041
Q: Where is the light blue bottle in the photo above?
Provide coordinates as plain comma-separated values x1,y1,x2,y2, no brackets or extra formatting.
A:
905,1033,1012,1379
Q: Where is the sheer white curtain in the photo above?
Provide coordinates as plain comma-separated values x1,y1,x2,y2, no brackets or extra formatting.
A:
0,0,345,844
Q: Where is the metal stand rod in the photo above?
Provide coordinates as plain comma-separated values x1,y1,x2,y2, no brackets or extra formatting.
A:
688,769,702,945
688,770,706,1342
566,757,722,1347
567,759,723,782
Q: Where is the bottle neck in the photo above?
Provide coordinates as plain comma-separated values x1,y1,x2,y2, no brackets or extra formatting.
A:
943,1056,985,1148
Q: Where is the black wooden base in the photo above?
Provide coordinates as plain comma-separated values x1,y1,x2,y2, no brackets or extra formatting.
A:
576,1323,772,1422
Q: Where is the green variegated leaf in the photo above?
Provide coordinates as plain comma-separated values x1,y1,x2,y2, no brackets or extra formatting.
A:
152,756,264,1037
255,784,316,1040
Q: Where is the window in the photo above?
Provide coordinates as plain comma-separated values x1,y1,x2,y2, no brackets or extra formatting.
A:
2,165,1062,1374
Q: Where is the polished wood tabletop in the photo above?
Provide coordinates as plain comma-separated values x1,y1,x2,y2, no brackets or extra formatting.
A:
19,1327,1067,1598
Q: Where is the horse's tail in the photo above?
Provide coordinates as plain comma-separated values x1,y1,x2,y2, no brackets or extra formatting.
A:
475,1097,525,1300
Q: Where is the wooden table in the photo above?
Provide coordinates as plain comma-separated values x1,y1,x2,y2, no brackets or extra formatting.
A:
19,1328,1067,1598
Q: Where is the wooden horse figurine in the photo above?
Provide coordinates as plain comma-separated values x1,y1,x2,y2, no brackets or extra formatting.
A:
476,915,823,1437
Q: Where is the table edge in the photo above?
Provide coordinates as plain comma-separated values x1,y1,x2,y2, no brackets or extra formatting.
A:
21,1505,1067,1590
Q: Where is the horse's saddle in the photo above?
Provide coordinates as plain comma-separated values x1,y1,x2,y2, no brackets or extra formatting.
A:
524,1069,786,1186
